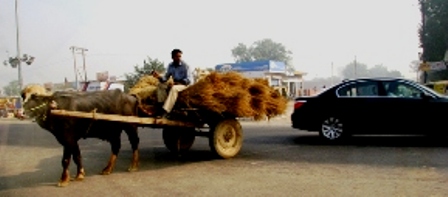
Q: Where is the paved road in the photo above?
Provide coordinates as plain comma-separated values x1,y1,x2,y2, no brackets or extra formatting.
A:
1,119,448,196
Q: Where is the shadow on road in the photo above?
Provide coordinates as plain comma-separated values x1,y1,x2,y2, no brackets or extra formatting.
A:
0,155,61,191
293,134,448,148
0,123,61,149
0,140,218,192
245,131,448,148
242,131,448,169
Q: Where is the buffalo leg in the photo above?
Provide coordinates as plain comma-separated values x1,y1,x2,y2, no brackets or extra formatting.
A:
72,143,85,181
125,126,140,172
58,146,72,187
102,137,121,175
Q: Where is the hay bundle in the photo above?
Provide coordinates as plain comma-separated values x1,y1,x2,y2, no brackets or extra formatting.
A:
128,76,160,114
129,76,159,101
178,72,287,120
129,72,288,120
129,75,175,98
21,84,52,101
131,75,160,89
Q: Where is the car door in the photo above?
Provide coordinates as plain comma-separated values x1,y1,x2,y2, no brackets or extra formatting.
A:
334,80,382,134
425,95,448,135
379,80,429,134
411,83,448,135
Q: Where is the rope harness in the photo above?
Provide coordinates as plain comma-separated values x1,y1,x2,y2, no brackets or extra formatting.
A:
27,100,96,136
28,102,48,121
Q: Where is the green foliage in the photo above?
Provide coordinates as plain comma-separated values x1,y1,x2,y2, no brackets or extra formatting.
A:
2,80,20,96
231,38,294,71
231,43,253,63
419,0,448,61
340,62,403,79
419,0,448,81
124,57,165,92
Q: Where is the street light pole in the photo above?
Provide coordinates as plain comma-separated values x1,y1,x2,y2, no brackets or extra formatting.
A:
15,0,23,91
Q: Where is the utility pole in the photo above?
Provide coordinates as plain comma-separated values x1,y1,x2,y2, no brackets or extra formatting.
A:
70,46,78,90
421,0,428,84
79,47,88,82
1,0,35,96
81,48,89,82
354,56,357,78
69,46,88,90
331,62,334,85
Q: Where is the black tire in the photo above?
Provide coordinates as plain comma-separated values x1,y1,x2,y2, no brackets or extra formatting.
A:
319,116,348,141
162,127,196,153
209,119,243,159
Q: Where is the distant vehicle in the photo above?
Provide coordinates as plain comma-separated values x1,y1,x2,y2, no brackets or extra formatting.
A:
291,77,447,141
0,96,23,118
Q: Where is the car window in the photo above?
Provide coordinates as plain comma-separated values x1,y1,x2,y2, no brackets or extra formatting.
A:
382,81,424,98
337,81,379,97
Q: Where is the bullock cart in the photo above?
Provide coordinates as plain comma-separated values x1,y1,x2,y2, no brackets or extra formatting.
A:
50,106,243,159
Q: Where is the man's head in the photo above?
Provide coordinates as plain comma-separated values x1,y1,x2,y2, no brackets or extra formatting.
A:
171,49,182,64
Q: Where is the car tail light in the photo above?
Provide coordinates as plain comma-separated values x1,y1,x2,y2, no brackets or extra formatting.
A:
294,100,306,109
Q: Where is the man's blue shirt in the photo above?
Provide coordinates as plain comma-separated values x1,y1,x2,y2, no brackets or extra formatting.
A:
161,61,190,85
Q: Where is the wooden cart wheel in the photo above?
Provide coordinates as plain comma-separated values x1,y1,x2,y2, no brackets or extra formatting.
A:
162,127,196,153
209,119,243,159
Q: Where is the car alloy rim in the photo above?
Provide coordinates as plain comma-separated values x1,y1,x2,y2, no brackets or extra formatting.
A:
321,117,343,140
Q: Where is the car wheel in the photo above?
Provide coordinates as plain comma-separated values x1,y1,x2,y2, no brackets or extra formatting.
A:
320,116,346,140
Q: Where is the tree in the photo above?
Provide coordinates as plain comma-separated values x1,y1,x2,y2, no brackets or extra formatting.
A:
419,0,448,62
231,43,253,63
369,65,402,78
419,0,448,81
231,38,294,71
2,80,20,96
340,62,403,79
340,62,370,79
124,57,165,92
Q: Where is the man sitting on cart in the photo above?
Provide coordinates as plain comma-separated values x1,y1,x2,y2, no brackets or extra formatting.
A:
152,49,191,118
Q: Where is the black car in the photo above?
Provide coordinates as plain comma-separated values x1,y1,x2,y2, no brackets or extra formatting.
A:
291,77,447,140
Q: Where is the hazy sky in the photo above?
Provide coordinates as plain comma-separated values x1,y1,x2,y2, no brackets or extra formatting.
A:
0,0,422,87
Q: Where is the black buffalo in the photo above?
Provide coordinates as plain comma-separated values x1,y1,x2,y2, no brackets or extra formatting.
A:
22,89,140,187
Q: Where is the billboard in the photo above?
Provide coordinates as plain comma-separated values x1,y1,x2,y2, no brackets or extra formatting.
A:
215,60,286,73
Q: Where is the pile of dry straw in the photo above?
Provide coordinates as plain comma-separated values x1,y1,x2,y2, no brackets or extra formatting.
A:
129,72,288,120
21,84,52,101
